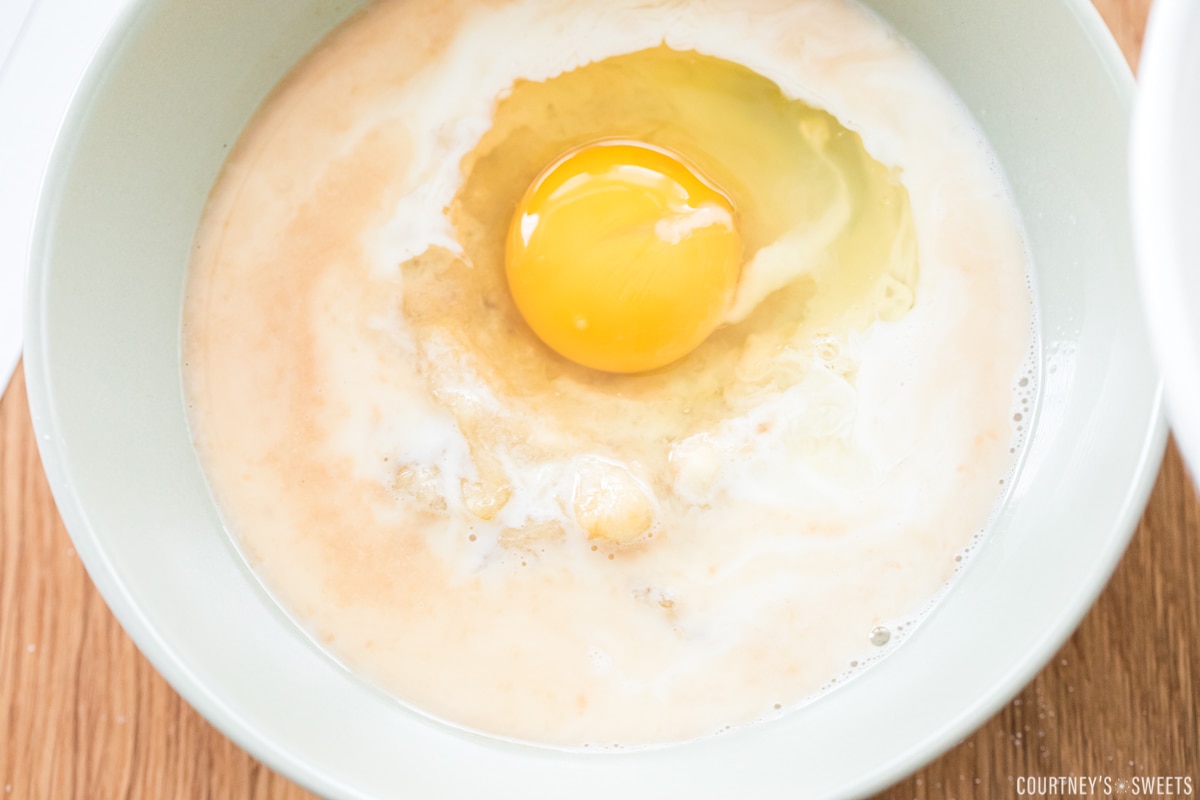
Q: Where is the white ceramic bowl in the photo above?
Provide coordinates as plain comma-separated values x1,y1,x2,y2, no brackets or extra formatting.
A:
1133,0,1200,482
25,0,1164,797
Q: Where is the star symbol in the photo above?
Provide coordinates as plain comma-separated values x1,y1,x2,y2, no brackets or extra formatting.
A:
1114,778,1130,795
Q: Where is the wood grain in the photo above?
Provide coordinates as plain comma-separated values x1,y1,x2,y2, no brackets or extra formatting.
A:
2,1,1195,797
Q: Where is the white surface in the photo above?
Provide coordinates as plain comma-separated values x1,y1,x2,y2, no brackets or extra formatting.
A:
1132,0,1200,483
0,0,36,66
0,0,132,394
0,0,35,393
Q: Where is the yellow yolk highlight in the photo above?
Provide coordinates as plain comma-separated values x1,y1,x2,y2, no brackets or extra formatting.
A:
505,141,741,373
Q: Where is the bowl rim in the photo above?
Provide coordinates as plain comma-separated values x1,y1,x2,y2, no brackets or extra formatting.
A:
22,0,1166,797
1132,0,1199,481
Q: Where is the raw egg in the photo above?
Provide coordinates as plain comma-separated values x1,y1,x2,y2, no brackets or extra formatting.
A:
184,0,1036,749
505,140,742,373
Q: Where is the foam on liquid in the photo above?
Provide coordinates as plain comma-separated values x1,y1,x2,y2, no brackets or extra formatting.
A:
183,0,1038,747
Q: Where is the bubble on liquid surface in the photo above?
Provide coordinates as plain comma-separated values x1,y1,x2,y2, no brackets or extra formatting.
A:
869,626,891,646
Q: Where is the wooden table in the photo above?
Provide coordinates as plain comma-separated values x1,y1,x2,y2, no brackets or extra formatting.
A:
3,1,1197,796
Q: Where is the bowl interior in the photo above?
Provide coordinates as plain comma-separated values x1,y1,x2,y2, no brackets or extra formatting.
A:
25,0,1163,797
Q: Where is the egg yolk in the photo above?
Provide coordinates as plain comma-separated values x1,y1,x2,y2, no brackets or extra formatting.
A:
505,141,742,373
